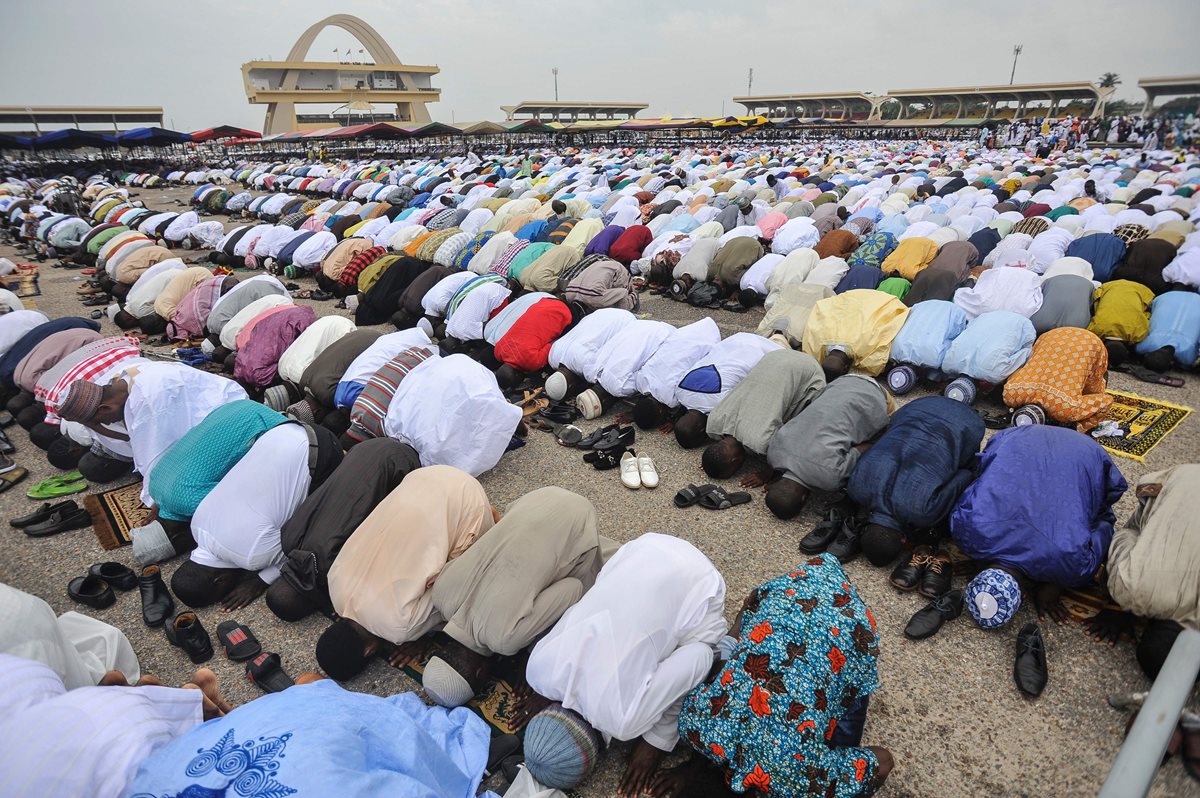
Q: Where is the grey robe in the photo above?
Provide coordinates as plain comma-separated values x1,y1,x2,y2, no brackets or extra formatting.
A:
1030,275,1095,335
766,375,889,492
431,487,609,657
706,349,826,454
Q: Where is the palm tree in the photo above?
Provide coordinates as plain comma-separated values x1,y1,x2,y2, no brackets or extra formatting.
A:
1099,72,1122,88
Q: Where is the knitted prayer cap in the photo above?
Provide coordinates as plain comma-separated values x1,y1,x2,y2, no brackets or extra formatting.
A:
422,656,475,708
966,568,1022,629
57,380,103,422
524,704,602,789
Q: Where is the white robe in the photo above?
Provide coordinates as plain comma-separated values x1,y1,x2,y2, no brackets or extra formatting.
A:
954,267,1044,320
123,262,185,319
218,294,294,350
675,332,783,413
121,362,248,507
547,307,636,374
594,319,675,397
341,328,433,387
421,271,476,317
444,282,510,342
189,425,312,584
383,354,522,477
0,584,139,688
633,317,722,407
0,654,201,798
277,315,356,385
526,534,727,751
0,310,49,357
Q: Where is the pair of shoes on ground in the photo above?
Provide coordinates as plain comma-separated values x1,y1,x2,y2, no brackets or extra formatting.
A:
890,545,952,598
799,504,862,563
12,498,91,537
672,483,752,510
67,561,138,610
903,592,1048,698
26,471,88,500
619,450,658,489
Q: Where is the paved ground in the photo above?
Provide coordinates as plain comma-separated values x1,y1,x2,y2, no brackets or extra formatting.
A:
1,183,1197,798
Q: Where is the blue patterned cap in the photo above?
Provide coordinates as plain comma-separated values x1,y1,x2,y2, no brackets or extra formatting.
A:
966,568,1022,629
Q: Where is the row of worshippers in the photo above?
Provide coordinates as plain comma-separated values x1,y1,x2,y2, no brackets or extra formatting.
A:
7,445,1197,798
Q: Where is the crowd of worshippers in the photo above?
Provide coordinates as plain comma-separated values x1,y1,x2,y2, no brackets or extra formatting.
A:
1,138,1200,797
992,113,1200,151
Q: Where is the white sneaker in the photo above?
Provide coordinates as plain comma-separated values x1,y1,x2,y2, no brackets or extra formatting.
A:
638,454,659,488
620,451,641,489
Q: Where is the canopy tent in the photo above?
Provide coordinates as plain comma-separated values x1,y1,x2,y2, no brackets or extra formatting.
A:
190,125,261,142
117,127,192,146
31,129,117,150
0,132,33,149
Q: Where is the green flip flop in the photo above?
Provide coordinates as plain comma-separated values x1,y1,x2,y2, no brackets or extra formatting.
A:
27,471,89,500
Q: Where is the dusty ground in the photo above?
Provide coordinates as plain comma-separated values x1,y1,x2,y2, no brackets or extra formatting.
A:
1,182,1197,798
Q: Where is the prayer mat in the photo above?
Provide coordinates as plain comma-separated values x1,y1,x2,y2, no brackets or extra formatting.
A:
84,480,149,550
1099,389,1193,462
4,268,40,298
397,646,528,739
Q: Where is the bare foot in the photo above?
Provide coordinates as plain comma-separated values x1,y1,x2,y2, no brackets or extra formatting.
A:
190,668,234,714
135,674,163,687
294,672,325,685
182,683,225,720
1082,608,1135,646
98,670,129,686
619,738,666,797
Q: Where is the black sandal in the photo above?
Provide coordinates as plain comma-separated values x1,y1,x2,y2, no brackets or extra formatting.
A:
674,483,718,508
698,487,753,510
245,652,295,693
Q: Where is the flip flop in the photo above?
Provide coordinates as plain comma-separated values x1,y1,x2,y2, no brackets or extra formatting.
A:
245,652,294,693
0,468,30,494
698,487,752,510
27,472,89,499
674,483,718,508
216,620,262,662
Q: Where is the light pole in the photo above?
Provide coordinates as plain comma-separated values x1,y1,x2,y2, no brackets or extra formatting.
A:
1010,44,1023,85
747,67,754,96
552,67,559,102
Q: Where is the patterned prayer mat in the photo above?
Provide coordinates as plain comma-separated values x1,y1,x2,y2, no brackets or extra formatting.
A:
1099,389,1193,462
84,481,149,550
398,647,526,738
5,268,40,298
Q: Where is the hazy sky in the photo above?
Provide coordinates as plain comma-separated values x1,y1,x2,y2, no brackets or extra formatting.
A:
4,0,1199,132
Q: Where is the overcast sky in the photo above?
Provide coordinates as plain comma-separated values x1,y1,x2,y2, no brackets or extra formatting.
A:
4,0,1199,132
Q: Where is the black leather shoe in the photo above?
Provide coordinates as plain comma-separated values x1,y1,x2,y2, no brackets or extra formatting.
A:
10,499,77,528
89,561,137,591
139,565,174,627
68,575,115,609
799,519,843,555
24,507,92,538
1014,623,1048,698
826,522,862,563
890,545,932,591
904,589,964,640
166,611,214,664
918,551,953,598
0,428,14,454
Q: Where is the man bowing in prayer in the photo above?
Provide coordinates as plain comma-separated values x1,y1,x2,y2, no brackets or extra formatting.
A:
515,533,727,796
315,466,494,681
421,487,612,708
56,361,246,512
